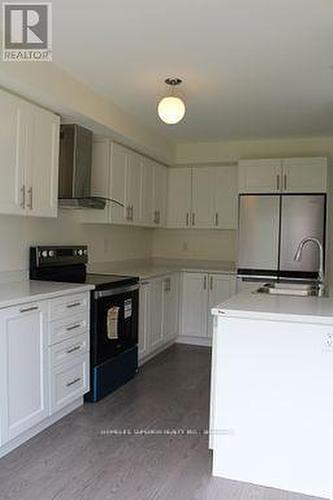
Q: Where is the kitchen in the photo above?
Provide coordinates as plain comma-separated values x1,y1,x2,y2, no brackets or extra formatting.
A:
0,1,333,499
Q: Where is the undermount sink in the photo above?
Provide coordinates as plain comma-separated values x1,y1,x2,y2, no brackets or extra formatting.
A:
256,282,326,297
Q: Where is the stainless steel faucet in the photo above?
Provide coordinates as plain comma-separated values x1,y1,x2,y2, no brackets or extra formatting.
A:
294,237,325,296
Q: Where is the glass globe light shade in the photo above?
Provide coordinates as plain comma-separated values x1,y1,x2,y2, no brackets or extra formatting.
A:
157,96,186,124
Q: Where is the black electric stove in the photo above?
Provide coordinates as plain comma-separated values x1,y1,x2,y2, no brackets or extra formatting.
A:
30,245,139,402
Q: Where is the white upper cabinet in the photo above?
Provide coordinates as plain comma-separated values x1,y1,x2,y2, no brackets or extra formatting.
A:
214,166,238,229
238,157,328,194
141,158,153,226
125,150,142,224
0,88,59,218
238,159,282,194
152,161,168,227
282,157,327,193
25,104,60,217
167,168,192,228
191,168,215,228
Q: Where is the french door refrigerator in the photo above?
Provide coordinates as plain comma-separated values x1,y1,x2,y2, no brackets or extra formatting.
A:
237,194,326,280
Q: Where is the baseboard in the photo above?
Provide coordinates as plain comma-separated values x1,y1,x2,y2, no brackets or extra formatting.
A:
0,397,83,459
176,335,212,347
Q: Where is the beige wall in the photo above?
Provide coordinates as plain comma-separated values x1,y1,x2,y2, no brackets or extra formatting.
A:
0,211,153,273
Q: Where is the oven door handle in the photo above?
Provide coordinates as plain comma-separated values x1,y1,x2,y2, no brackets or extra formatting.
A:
93,284,139,299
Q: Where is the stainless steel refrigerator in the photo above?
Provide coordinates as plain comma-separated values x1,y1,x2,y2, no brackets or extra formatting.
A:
237,194,326,280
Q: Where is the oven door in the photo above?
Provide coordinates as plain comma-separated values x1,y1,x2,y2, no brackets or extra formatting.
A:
91,284,139,366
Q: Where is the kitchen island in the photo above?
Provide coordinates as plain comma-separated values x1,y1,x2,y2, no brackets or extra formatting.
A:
210,289,333,499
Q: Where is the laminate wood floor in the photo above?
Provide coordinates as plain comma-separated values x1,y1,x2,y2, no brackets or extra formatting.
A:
0,344,324,500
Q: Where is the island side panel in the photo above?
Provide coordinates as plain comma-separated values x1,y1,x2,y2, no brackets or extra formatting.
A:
211,314,333,499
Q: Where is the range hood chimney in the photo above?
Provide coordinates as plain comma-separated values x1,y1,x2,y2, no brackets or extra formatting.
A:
58,124,106,209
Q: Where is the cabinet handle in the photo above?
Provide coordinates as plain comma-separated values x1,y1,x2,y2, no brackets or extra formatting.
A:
276,174,280,191
186,212,189,226
284,173,287,191
203,276,207,289
215,213,219,226
66,345,81,354
192,213,195,226
210,276,213,290
66,377,81,387
27,186,33,210
19,305,39,313
130,205,134,221
66,323,81,331
126,205,130,220
66,301,81,309
20,185,25,209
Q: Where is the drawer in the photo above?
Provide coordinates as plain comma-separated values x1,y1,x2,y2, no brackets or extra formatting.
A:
48,312,89,346
49,293,89,321
50,353,89,414
49,333,89,367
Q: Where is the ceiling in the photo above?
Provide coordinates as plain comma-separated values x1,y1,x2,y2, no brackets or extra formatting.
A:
52,0,333,143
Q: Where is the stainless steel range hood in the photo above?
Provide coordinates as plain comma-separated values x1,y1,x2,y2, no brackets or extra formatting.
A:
58,124,106,209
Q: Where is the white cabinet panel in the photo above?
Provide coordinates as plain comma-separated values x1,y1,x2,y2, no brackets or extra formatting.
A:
139,281,151,360
207,274,236,337
0,89,25,215
238,159,282,194
167,168,192,228
191,167,215,228
141,158,153,226
181,273,208,338
282,157,327,193
26,105,60,217
162,273,179,342
149,278,164,351
126,150,142,224
214,166,238,229
109,142,127,224
0,302,48,444
152,161,168,226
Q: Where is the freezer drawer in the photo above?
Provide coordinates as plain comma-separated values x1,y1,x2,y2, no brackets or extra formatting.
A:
237,195,280,275
280,194,326,278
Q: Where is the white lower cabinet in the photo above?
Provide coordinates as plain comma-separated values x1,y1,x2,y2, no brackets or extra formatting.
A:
179,272,236,344
0,301,49,444
0,291,90,456
138,273,179,364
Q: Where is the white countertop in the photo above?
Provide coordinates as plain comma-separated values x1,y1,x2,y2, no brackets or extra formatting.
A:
0,280,94,310
89,258,236,280
212,288,333,323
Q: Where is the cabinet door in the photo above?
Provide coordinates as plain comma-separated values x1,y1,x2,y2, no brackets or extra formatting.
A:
191,168,215,228
207,274,236,337
138,281,151,361
181,273,208,338
152,162,168,227
109,142,127,224
126,150,142,224
238,159,282,194
141,158,153,227
0,302,48,444
149,278,164,351
282,158,327,193
162,273,179,342
167,168,192,228
0,89,25,215
25,105,60,217
214,166,238,229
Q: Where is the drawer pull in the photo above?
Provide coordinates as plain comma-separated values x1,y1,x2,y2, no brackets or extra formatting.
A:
20,305,39,313
66,323,81,331
66,345,81,354
66,302,81,309
66,377,81,387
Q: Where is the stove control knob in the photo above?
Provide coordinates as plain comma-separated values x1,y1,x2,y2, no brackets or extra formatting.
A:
42,250,48,258
83,249,88,255
48,250,55,257
78,249,83,256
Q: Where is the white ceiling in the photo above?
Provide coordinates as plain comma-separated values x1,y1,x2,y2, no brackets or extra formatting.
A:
52,0,333,143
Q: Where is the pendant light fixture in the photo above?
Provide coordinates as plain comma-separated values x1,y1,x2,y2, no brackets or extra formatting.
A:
157,78,186,125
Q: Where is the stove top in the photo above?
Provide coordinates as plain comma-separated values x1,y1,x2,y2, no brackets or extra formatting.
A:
85,273,138,289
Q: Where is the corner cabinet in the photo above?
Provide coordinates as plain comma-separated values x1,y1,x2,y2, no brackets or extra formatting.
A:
238,157,328,194
0,88,60,218
179,272,236,345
